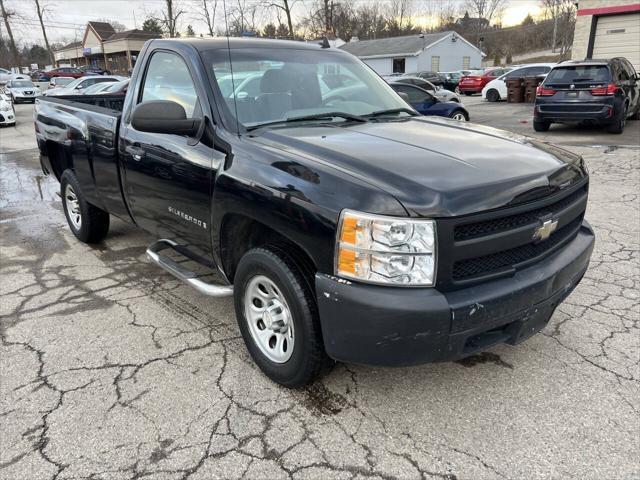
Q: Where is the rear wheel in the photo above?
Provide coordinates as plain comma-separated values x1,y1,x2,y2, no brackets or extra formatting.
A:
61,170,110,243
464,92,473,96
486,89,500,102
533,120,550,132
607,105,627,134
234,246,329,387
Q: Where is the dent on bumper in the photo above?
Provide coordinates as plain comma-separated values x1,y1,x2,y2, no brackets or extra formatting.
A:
316,221,595,367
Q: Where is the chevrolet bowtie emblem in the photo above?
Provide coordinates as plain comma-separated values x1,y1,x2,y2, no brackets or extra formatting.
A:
533,219,558,242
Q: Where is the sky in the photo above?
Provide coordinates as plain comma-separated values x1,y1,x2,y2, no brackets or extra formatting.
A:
6,0,544,45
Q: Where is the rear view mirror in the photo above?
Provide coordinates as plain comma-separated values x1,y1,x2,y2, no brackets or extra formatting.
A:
132,100,201,136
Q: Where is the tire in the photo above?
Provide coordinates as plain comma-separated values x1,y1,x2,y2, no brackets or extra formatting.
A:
449,110,468,121
464,92,473,96
533,120,550,132
233,245,329,387
607,105,626,134
60,170,110,243
486,89,500,102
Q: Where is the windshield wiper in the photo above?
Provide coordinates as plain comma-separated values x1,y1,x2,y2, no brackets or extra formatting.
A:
246,112,367,131
365,107,418,118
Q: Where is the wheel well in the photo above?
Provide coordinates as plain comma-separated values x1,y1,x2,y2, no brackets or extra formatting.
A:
220,214,317,284
46,141,72,181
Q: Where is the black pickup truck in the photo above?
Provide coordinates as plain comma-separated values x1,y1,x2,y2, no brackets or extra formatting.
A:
35,38,594,387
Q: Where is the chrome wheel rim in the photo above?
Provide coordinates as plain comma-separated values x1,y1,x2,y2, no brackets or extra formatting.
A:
244,275,294,363
452,113,466,121
64,184,81,229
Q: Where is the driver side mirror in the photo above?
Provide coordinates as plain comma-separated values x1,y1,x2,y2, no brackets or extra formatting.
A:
132,100,201,136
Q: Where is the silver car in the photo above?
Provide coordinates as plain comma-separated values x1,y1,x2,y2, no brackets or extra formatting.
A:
4,79,42,103
393,76,461,102
44,75,126,96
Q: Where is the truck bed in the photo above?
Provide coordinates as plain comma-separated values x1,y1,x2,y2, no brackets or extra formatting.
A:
35,95,131,222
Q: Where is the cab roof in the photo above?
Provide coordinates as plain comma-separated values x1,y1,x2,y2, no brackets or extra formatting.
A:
148,37,340,53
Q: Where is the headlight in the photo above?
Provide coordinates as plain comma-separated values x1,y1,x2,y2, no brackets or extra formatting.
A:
335,210,437,286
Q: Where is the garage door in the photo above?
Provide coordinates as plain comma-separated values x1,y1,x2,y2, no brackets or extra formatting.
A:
592,13,640,71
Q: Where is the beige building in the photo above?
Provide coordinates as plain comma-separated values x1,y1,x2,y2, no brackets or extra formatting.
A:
572,0,640,71
53,21,160,75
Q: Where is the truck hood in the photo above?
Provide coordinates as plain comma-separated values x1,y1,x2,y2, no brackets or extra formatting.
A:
251,116,586,217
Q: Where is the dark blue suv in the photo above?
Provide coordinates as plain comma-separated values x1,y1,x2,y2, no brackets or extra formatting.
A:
533,58,640,134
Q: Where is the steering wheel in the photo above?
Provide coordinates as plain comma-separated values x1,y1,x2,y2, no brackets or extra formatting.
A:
322,96,345,107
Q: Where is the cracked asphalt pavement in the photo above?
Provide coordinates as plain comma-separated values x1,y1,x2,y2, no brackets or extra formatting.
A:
1,103,639,479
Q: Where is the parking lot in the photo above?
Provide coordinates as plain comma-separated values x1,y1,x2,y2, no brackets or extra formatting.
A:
1,100,639,480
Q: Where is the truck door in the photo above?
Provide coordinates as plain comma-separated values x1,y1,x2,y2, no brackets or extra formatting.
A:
121,49,220,259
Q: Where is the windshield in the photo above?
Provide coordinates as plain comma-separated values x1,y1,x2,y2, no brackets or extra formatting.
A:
545,65,611,83
203,47,409,129
11,80,34,88
64,78,84,89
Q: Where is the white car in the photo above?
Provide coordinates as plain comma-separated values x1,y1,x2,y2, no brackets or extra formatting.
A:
0,68,29,85
43,75,125,96
49,77,75,89
4,79,42,103
481,63,556,102
0,93,16,126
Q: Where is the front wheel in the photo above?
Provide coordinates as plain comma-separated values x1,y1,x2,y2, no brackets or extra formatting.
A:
61,170,110,243
450,110,468,121
233,246,329,387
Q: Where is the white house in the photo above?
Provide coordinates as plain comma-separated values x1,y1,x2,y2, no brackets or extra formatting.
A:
339,31,484,75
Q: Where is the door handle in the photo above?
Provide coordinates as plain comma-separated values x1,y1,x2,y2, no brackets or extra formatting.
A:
125,145,145,161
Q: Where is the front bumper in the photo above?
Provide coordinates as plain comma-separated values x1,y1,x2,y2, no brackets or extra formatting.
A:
0,111,15,124
13,93,39,102
316,221,594,366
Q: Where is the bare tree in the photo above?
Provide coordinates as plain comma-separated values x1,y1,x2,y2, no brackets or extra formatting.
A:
227,0,260,36
263,0,296,38
0,0,19,67
33,0,55,66
159,0,185,38
540,0,576,53
196,0,217,37
465,0,508,44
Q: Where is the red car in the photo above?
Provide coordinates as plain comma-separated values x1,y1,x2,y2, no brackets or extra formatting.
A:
458,67,511,95
46,67,85,79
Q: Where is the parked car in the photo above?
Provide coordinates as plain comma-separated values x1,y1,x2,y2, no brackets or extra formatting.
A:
0,68,12,84
35,38,594,387
392,76,460,102
96,79,130,96
534,58,640,134
43,75,125,96
482,63,556,102
79,65,111,76
46,67,85,79
81,82,116,95
4,79,42,103
458,67,511,95
49,77,75,89
29,69,50,81
0,90,16,126
400,71,443,86
438,71,464,93
390,82,469,120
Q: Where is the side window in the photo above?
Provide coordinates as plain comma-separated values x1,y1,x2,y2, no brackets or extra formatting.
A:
400,86,431,104
624,59,637,78
141,51,199,118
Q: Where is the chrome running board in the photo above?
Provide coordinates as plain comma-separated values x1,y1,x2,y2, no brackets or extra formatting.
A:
146,239,233,297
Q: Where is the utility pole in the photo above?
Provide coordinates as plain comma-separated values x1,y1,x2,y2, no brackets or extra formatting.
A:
34,0,55,66
0,0,20,68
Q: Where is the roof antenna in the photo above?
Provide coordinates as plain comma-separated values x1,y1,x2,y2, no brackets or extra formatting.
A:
222,0,240,136
319,36,330,48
